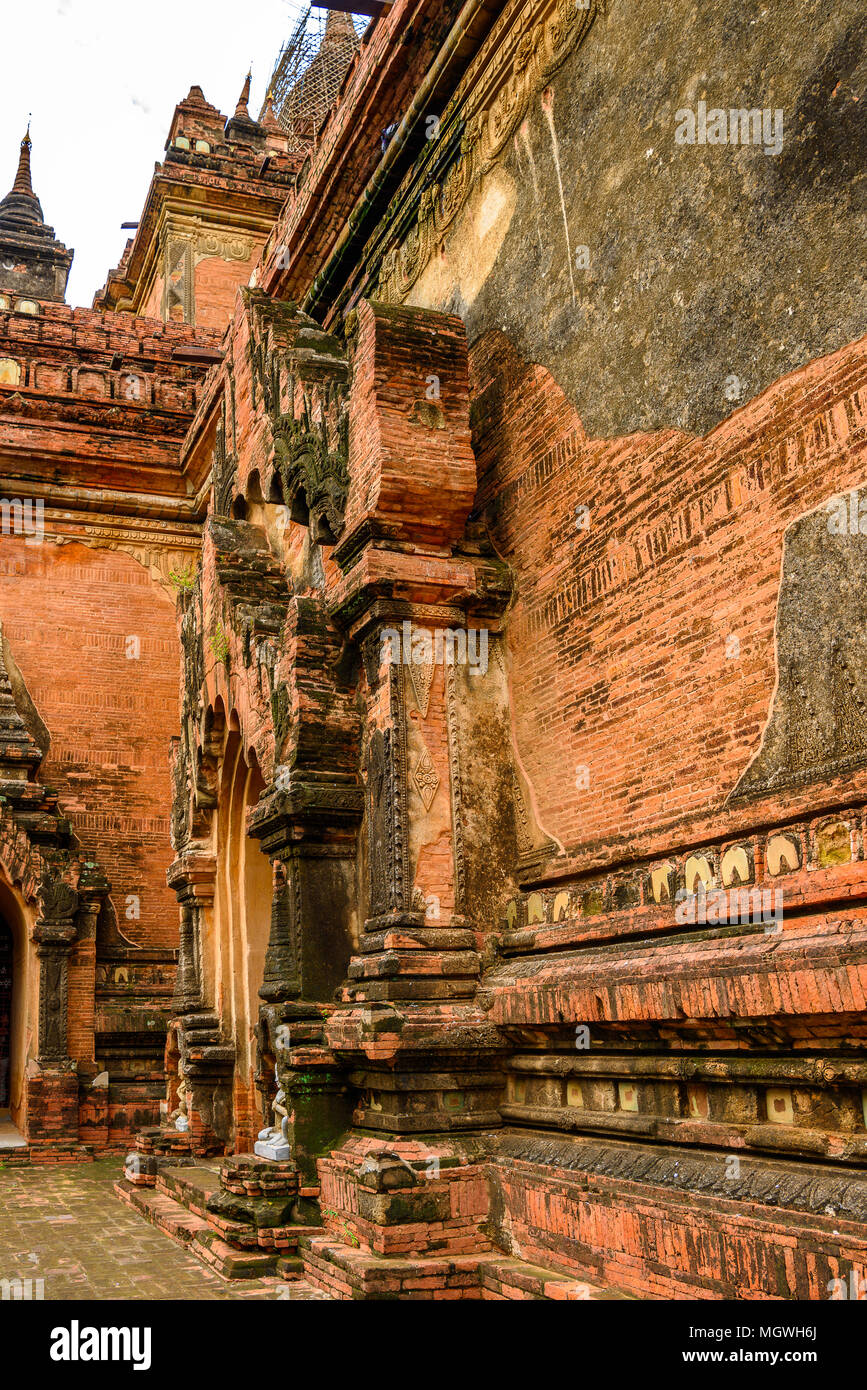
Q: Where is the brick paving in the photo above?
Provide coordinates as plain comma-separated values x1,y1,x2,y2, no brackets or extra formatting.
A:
0,1159,328,1300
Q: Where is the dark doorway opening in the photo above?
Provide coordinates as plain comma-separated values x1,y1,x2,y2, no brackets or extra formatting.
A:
0,921,12,1107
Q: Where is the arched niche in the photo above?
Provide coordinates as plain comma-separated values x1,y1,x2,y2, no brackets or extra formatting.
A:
209,719,273,1152
0,874,34,1134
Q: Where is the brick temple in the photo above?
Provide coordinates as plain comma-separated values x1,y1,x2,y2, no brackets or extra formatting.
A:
0,0,865,1299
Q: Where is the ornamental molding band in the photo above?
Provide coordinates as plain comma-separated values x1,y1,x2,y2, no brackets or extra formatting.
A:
375,0,604,305
50,534,199,600
0,392,191,434
493,1130,867,1225
194,230,254,264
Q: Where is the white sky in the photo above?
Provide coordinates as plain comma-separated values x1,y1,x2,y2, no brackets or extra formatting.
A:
0,0,308,306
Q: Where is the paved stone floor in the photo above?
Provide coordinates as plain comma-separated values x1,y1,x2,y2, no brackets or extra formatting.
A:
0,1159,327,1300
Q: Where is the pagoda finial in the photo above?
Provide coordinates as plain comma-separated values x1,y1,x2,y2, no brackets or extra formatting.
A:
11,122,35,197
0,118,73,303
234,69,252,118
260,84,283,136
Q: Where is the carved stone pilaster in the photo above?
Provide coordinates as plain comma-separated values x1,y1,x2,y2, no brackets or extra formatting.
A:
171,902,199,1015
33,864,79,1066
330,607,509,1133
259,856,300,1004
386,661,412,917
445,663,467,915
34,939,74,1064
166,851,215,1016
364,657,414,925
247,782,362,1174
249,775,363,1004
75,860,110,941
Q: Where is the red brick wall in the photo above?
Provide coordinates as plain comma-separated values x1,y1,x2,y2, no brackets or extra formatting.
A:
492,1155,867,1300
470,330,867,860
67,937,96,1065
141,277,163,322
0,538,180,949
194,254,261,334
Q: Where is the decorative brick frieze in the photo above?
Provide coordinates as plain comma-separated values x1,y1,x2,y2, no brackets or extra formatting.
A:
498,800,867,949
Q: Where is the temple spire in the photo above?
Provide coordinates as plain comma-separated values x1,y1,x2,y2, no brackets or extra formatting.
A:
234,70,252,119
225,68,265,145
259,85,283,136
267,10,361,151
325,8,357,38
11,124,35,198
0,124,73,302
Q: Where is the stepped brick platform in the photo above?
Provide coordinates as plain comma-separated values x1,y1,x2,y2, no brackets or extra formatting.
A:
116,1146,325,1279
117,1119,867,1298
297,1234,627,1301
115,1167,322,1282
0,1142,93,1166
122,1126,196,1186
116,1130,633,1298
115,1168,628,1299
0,1112,92,1165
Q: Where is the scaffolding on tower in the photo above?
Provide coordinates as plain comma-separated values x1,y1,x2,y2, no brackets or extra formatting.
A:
266,6,366,154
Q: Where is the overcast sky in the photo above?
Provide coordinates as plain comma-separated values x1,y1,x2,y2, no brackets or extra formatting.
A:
1,0,307,306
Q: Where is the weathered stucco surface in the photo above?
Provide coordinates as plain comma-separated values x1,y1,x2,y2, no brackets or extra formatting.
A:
423,0,866,435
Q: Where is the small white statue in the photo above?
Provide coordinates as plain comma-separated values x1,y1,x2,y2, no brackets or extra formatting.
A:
169,1077,189,1133
254,1072,291,1161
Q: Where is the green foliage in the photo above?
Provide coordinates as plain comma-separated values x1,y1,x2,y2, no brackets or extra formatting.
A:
320,1206,360,1247
168,564,197,592
208,624,230,666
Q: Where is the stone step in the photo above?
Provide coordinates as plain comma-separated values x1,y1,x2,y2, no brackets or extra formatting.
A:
476,1255,634,1301
134,1126,193,1158
186,1044,235,1063
115,1177,279,1279
157,1163,221,1216
126,1160,321,1263
116,1175,631,1298
220,1153,301,1196
191,1226,283,1279
153,1163,316,1252
347,950,480,980
115,1177,214,1248
298,1233,634,1301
